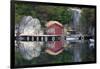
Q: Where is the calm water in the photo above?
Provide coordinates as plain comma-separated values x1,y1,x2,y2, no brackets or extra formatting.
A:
64,41,95,62
15,40,95,66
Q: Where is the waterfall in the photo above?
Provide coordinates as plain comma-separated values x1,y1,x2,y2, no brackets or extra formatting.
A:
71,8,81,31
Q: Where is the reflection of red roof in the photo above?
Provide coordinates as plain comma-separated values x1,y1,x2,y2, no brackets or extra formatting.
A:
45,21,64,55
47,41,63,52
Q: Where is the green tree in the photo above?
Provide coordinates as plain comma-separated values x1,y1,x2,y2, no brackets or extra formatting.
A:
79,8,95,35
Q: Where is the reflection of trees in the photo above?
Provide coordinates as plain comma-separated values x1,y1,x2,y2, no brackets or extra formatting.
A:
69,43,82,62
80,42,95,62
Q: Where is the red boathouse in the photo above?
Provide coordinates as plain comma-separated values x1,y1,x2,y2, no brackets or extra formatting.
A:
45,21,64,55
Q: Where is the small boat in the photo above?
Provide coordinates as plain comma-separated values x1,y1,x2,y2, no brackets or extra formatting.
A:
89,39,94,43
